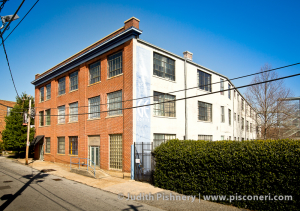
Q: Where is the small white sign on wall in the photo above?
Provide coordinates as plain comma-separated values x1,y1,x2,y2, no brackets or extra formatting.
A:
135,159,140,163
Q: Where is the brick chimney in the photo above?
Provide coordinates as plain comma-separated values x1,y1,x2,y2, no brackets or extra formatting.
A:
183,51,193,61
35,74,40,79
124,17,140,30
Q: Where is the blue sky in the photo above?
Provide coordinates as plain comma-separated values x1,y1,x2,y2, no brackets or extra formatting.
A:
0,0,299,102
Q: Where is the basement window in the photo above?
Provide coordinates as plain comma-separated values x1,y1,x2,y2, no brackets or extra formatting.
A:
153,134,176,149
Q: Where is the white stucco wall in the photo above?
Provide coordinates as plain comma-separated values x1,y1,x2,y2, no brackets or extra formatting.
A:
134,39,257,143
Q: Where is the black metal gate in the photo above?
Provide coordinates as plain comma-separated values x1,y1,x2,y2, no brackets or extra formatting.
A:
134,142,154,183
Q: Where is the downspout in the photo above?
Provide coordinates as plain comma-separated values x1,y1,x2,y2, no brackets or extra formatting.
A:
233,90,234,139
184,58,188,140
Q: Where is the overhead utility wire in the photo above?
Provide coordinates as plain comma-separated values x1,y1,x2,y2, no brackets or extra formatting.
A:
0,34,19,98
0,0,9,13
0,0,25,36
12,72,300,117
32,62,300,110
0,0,39,47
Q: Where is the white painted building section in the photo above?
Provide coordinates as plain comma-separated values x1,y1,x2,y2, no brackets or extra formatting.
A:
133,38,257,147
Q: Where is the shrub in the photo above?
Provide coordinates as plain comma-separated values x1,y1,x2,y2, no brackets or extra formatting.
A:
153,139,300,210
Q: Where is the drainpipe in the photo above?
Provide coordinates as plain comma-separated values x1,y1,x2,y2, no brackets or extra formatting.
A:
184,58,188,140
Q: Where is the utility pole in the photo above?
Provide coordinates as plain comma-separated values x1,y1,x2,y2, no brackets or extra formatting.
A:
25,96,31,165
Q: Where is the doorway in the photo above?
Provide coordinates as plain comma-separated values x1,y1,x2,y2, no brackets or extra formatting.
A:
89,146,99,166
39,143,44,160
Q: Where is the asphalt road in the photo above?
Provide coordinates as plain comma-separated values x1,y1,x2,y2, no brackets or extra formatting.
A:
0,157,164,211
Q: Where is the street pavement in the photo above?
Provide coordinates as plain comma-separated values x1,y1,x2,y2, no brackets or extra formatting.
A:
0,157,246,211
0,157,163,211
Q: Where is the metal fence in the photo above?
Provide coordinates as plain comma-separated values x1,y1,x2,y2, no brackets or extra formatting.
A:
134,142,154,183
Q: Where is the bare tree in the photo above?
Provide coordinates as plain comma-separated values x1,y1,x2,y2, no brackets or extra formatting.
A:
245,64,294,139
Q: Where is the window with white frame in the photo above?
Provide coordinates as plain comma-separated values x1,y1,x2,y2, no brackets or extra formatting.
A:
153,52,175,81
7,107,12,116
228,84,231,99
88,96,100,119
70,71,78,91
39,111,44,126
250,123,252,132
242,117,244,130
40,87,44,102
234,112,236,121
108,51,122,78
198,135,213,141
46,83,51,100
69,136,78,155
221,106,225,123
45,137,50,153
198,101,212,122
58,77,65,95
153,92,176,117
197,70,211,92
228,109,231,125
89,61,100,84
107,90,122,116
153,134,176,149
58,105,65,124
242,99,244,111
221,135,225,140
109,134,122,169
57,137,65,154
246,120,249,131
69,102,78,122
238,115,240,123
45,109,51,126
220,78,224,95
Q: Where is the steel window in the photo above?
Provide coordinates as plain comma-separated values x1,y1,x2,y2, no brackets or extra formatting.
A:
89,61,100,84
109,134,122,170
198,101,212,122
197,70,211,92
46,84,51,100
39,111,44,126
69,136,78,155
228,84,231,99
221,106,225,123
40,87,44,102
88,96,100,119
70,71,78,91
57,137,65,154
107,90,122,116
153,92,176,117
220,79,224,95
198,135,213,141
153,134,176,149
108,51,122,78
69,102,78,122
228,109,231,125
58,105,65,124
242,117,244,130
242,99,244,111
58,77,65,95
45,137,50,153
153,52,175,81
246,120,249,131
45,109,51,126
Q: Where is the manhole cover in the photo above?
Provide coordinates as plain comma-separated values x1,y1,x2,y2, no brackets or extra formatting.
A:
52,179,62,181
41,169,56,173
3,181,13,183
0,186,11,190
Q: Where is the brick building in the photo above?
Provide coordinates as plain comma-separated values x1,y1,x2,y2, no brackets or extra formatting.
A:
32,17,257,172
0,100,16,142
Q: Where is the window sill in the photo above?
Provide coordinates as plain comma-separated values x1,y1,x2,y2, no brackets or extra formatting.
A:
153,115,176,119
44,98,51,102
39,126,44,128
152,75,176,83
57,123,65,125
88,81,101,87
107,73,123,80
197,120,213,123
44,125,51,127
106,114,123,119
57,153,65,155
87,118,101,121
57,93,66,97
69,154,78,157
39,100,44,103
197,88,212,93
69,89,78,93
44,153,51,155
68,121,78,124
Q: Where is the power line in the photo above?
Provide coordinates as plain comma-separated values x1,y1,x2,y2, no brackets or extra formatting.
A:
0,34,19,98
0,0,9,13
0,0,25,36
11,72,300,117
32,62,300,110
0,0,39,47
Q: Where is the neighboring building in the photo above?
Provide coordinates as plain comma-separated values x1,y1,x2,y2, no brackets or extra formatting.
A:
0,100,16,142
31,17,257,172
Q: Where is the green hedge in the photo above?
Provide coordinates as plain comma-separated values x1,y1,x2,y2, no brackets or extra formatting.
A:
153,139,300,211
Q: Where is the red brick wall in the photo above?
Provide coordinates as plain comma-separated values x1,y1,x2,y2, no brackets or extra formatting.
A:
35,40,134,172
0,100,16,142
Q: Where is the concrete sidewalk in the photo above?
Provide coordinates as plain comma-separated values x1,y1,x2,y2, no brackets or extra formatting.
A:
9,158,245,211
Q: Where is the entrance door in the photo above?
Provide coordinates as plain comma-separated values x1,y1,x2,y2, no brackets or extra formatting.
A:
89,146,99,166
39,143,44,160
